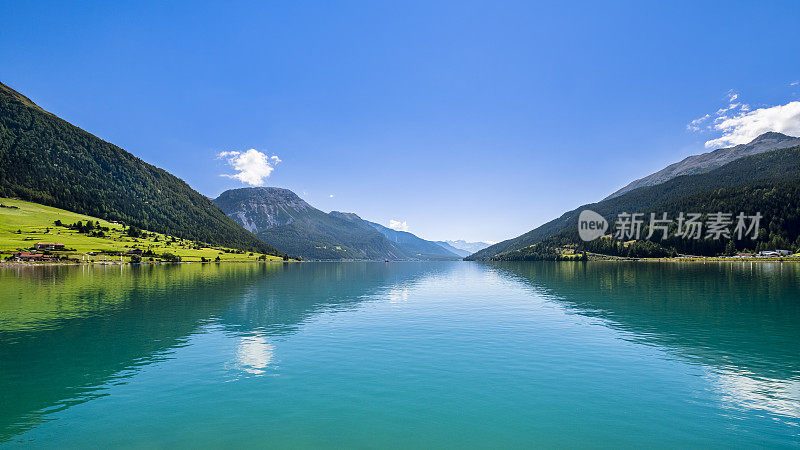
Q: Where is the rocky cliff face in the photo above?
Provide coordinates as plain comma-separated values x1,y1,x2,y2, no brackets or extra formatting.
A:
213,187,312,233
606,132,800,199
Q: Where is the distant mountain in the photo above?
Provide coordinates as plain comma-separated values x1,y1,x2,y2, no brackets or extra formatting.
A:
214,187,460,260
606,132,800,199
470,135,800,260
213,187,390,260
354,217,460,260
441,240,491,254
0,82,283,256
433,241,471,258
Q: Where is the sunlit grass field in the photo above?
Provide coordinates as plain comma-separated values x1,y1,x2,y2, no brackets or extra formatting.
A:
0,198,285,262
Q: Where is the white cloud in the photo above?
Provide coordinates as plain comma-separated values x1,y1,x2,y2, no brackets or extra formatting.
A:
687,91,746,133
388,220,409,232
218,149,279,186
686,113,710,131
704,101,800,148
716,103,740,115
687,90,800,148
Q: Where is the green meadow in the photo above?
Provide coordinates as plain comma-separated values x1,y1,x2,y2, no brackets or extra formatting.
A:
0,198,286,263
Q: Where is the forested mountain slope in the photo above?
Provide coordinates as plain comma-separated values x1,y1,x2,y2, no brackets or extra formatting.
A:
0,82,282,255
362,220,460,260
606,132,800,199
469,143,800,260
214,187,390,259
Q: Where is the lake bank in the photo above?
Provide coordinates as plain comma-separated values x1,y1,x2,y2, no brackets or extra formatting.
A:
585,252,800,263
5,255,800,267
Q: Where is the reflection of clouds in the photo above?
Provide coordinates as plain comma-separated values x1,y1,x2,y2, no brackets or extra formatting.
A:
386,286,409,305
235,333,275,376
708,367,800,421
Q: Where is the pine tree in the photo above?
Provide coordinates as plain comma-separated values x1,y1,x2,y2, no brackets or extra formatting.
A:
725,239,736,256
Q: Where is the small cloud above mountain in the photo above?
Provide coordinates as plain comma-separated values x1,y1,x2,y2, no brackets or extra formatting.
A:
687,91,748,133
688,92,800,149
389,220,409,232
705,101,800,149
218,149,280,186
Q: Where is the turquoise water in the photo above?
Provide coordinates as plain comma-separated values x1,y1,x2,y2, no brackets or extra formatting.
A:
1,261,799,448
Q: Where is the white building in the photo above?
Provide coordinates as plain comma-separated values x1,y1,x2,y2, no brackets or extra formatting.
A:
758,250,791,257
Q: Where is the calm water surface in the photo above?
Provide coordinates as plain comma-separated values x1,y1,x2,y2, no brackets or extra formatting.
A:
1,261,799,448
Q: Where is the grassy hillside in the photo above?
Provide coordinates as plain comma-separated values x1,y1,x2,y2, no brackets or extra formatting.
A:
470,145,800,260
0,198,286,262
0,82,283,256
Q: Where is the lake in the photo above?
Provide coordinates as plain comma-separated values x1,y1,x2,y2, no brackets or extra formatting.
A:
1,261,799,448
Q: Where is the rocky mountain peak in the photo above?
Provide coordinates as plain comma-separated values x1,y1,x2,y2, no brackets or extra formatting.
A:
329,211,362,222
213,187,313,234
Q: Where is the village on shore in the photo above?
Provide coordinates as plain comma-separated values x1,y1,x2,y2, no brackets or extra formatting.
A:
5,241,800,265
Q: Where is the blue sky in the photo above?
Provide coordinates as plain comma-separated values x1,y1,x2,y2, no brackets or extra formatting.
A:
2,1,800,242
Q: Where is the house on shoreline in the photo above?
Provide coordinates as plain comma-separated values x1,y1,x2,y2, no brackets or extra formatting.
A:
757,250,791,257
10,252,58,262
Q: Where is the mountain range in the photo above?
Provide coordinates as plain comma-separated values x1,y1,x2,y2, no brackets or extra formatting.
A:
469,132,800,260
359,215,465,260
5,80,797,262
439,240,491,256
433,241,472,258
605,132,800,199
213,187,461,260
0,82,475,261
0,82,284,256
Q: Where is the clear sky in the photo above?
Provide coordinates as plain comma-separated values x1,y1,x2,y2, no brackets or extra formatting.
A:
2,1,799,242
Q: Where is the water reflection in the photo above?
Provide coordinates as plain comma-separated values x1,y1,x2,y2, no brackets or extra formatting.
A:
2,261,799,443
0,262,442,440
488,261,800,421
234,332,275,376
0,263,278,439
709,368,800,422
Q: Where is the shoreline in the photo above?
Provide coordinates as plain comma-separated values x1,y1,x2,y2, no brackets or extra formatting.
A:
3,257,800,268
0,260,298,268
583,252,800,263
